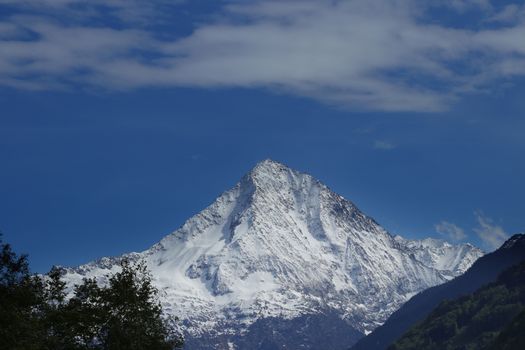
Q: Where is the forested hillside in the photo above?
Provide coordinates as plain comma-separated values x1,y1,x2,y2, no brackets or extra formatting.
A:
390,260,525,350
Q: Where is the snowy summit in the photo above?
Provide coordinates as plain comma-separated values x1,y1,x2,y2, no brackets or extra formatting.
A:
61,159,483,348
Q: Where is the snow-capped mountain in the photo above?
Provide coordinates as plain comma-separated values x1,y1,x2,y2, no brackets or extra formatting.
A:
352,233,525,350
393,236,483,279
61,159,483,349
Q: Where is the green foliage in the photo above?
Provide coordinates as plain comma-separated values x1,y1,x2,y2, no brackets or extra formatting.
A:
0,235,183,350
87,259,184,350
487,309,525,350
0,235,46,350
389,261,525,350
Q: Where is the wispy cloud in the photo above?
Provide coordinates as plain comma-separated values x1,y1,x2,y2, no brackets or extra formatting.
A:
373,140,396,150
1,0,525,111
0,0,184,24
445,0,492,12
473,211,509,251
435,221,467,241
487,3,525,24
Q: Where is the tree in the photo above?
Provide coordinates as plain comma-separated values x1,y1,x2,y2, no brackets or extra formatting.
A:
0,235,46,350
94,259,184,350
65,277,106,349
0,235,184,350
41,266,83,350
56,259,184,350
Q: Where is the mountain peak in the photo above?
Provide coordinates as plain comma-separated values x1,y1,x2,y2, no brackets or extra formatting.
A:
243,159,315,195
249,159,290,177
60,161,485,349
501,233,525,249
254,158,284,169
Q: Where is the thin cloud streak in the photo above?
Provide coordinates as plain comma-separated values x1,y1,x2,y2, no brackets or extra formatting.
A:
373,141,396,150
435,221,467,241
473,211,509,251
1,0,525,111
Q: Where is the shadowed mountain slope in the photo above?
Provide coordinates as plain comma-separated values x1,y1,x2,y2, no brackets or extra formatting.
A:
351,234,525,350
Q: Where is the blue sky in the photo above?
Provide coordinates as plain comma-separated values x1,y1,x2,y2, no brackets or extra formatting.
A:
1,0,524,272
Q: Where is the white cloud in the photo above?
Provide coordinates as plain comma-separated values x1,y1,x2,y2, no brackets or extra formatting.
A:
1,0,525,111
487,4,525,24
373,140,396,150
435,221,467,241
473,211,509,251
444,0,492,12
0,0,184,24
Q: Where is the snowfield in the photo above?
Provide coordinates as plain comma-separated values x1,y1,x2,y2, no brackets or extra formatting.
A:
61,159,483,348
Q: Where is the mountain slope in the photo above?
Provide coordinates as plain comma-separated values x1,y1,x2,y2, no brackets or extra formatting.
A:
394,236,481,279
488,308,525,350
351,234,525,350
60,160,483,349
390,258,525,350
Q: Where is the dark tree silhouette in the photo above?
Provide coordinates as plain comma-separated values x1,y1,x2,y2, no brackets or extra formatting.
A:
0,235,46,350
0,235,184,350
